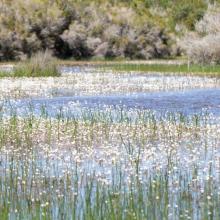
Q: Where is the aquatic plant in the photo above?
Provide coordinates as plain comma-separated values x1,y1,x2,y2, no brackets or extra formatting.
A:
0,64,219,219
0,69,219,99
0,105,220,219
13,50,60,77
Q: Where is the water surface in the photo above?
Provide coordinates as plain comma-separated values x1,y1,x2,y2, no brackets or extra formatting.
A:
3,88,220,117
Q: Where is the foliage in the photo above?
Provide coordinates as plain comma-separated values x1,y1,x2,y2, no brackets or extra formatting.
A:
182,3,220,64
0,0,214,61
13,50,60,77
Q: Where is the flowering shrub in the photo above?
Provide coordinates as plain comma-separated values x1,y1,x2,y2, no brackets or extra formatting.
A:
182,4,220,64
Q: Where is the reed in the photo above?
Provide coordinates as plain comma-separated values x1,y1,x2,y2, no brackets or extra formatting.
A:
0,105,219,219
13,50,60,77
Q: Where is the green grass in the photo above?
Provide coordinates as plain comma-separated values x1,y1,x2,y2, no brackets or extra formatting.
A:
100,63,220,76
1,60,220,78
13,51,60,77
0,71,11,77
0,67,60,78
0,51,61,78
13,64,60,77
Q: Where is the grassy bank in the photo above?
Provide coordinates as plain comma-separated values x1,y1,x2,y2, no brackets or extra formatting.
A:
0,52,60,77
100,63,220,76
1,59,220,78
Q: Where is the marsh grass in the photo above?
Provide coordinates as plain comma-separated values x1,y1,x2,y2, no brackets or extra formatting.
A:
0,71,11,77
0,105,219,219
1,60,220,78
100,63,220,76
13,51,60,77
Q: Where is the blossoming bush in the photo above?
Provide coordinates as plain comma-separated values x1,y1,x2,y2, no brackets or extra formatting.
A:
182,4,220,64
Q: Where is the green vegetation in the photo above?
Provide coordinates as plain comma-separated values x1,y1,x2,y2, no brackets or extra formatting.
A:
0,51,60,77
0,1,220,218
99,63,220,76
0,0,218,61
142,0,206,30
0,106,219,219
1,60,220,78
13,51,60,77
77,0,207,30
0,71,11,77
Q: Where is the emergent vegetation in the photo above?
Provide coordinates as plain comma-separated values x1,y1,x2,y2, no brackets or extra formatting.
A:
0,106,220,219
13,51,60,77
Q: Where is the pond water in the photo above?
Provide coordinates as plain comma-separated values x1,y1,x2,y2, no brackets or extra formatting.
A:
1,66,220,219
3,88,220,117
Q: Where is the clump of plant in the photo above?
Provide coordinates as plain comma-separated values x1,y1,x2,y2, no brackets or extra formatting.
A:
13,50,60,77
143,0,206,30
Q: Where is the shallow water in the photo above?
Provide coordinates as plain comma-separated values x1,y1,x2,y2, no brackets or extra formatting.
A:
1,67,220,219
0,66,220,99
3,88,220,117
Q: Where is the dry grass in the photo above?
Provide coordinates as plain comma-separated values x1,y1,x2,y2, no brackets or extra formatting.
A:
13,50,60,77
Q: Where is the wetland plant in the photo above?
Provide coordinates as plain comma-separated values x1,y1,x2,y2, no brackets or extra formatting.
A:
0,106,219,219
13,50,60,77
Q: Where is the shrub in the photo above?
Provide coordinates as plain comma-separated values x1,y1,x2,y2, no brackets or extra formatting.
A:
181,4,220,64
0,0,180,60
195,4,220,35
13,50,60,77
173,2,205,30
